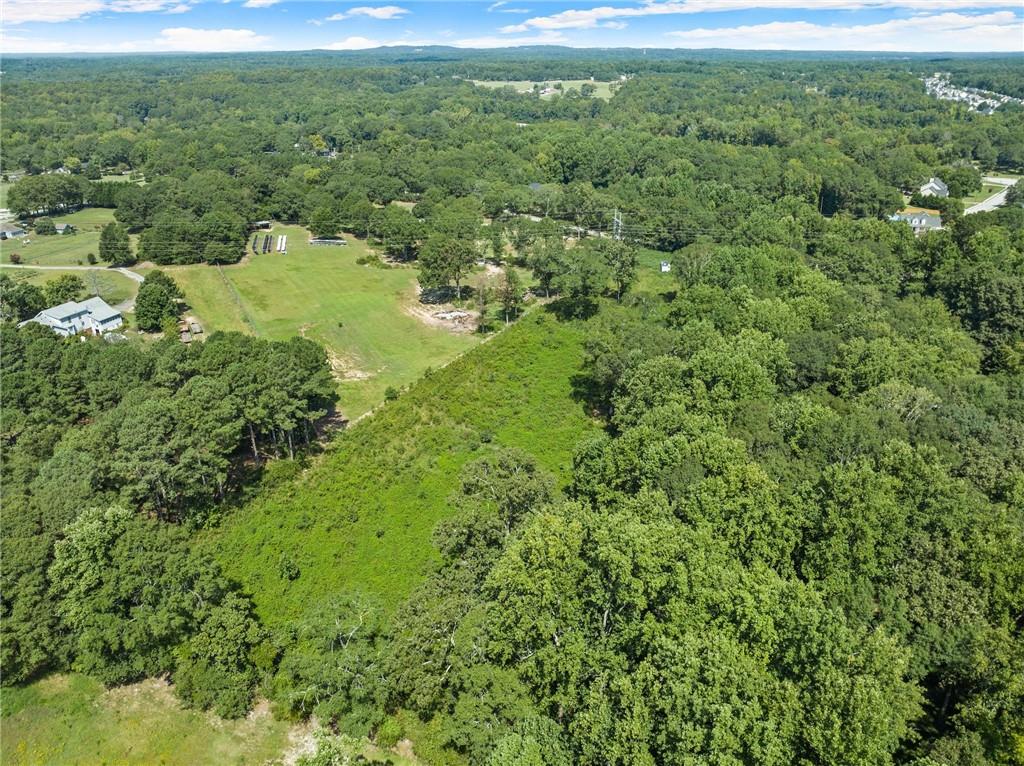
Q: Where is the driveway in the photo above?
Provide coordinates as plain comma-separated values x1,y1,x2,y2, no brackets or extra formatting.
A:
0,263,145,282
966,177,1018,215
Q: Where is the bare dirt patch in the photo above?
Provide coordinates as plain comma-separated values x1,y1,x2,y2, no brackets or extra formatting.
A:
403,294,477,334
394,738,418,761
278,717,318,766
299,323,374,381
327,348,374,382
98,676,175,713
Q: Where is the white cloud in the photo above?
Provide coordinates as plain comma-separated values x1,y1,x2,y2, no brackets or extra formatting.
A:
503,0,1020,33
155,26,269,49
666,11,1024,51
3,0,196,23
1,25,269,52
323,35,384,49
325,5,410,22
486,1,532,11
241,0,281,7
321,34,433,49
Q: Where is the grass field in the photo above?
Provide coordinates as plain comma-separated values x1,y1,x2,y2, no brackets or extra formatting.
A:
158,225,483,418
962,182,1006,207
1,674,297,766
0,208,120,266
205,309,598,627
471,79,617,99
634,246,677,294
1,266,139,307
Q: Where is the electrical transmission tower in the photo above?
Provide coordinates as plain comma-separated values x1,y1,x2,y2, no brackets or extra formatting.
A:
612,209,623,241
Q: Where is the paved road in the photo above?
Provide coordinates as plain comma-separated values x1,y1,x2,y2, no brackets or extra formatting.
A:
966,177,1018,215
0,263,145,282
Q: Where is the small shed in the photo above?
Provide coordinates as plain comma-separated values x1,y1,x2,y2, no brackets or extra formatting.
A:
660,261,672,273
189,321,203,334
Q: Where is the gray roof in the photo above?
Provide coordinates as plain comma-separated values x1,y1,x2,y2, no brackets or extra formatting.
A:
890,212,942,228
79,296,122,322
45,301,89,320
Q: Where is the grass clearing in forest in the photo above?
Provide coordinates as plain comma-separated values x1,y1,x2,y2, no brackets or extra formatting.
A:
157,225,483,419
0,208,118,267
471,79,617,99
205,310,599,628
0,674,296,766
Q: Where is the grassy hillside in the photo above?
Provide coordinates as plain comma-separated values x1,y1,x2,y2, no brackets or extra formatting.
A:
157,225,483,418
205,309,597,626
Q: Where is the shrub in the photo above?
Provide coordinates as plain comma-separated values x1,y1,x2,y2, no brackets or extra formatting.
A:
376,717,403,749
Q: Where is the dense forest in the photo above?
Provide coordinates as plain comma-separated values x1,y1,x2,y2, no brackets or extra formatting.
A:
1,50,1022,765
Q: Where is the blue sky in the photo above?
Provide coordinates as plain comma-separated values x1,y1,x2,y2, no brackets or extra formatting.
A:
3,1,1022,53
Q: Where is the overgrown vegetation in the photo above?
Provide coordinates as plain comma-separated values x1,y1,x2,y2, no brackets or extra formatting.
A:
1,48,1022,766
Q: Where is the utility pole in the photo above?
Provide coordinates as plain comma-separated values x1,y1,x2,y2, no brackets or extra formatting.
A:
612,209,623,241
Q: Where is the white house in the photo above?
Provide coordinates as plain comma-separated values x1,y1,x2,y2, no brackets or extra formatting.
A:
889,211,942,235
919,177,949,198
19,296,123,336
0,226,27,239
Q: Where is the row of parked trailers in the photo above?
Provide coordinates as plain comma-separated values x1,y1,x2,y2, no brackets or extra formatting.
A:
251,233,287,254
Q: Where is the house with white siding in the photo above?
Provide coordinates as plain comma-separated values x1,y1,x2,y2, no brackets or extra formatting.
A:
19,296,123,336
919,177,949,198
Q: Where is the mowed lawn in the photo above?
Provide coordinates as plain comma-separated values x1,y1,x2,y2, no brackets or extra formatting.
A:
962,182,1006,207
158,225,482,419
1,266,139,307
0,674,296,766
0,208,120,267
205,310,599,628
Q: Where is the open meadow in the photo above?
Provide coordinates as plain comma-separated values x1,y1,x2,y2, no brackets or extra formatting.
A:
1,673,421,766
156,225,484,418
0,674,296,766
471,78,617,99
0,208,122,266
